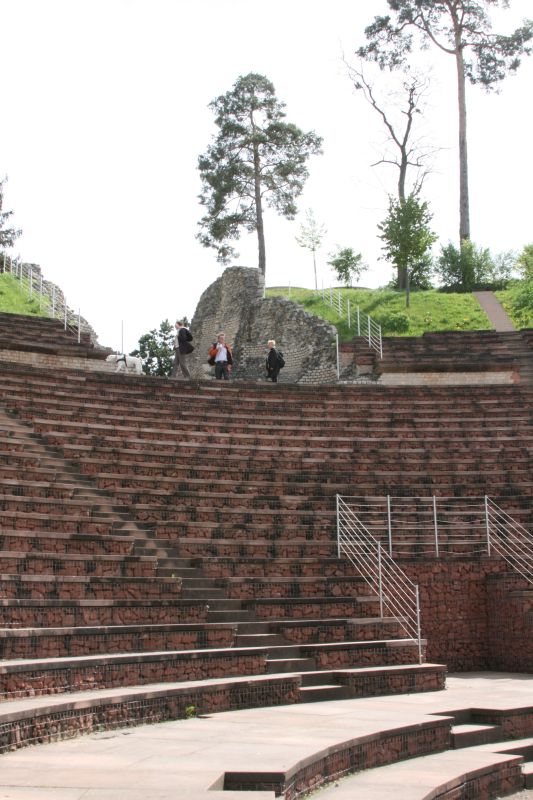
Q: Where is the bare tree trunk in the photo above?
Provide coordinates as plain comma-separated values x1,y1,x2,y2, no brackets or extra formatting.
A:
253,139,266,277
455,44,470,242
312,250,317,290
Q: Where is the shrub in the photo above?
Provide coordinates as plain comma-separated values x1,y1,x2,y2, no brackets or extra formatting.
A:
436,241,514,292
376,310,410,333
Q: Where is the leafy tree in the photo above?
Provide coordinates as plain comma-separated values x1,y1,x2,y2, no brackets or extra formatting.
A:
130,318,180,376
436,241,513,291
346,61,436,201
197,73,322,278
328,246,367,287
358,1,533,243
378,194,437,303
295,209,326,289
517,243,533,278
0,178,22,251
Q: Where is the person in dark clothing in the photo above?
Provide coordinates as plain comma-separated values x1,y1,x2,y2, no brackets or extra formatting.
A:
171,320,193,379
266,339,282,382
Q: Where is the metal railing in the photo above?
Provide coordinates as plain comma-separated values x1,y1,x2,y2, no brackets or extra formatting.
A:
337,495,422,663
486,499,533,584
338,495,533,585
0,253,88,343
321,287,383,358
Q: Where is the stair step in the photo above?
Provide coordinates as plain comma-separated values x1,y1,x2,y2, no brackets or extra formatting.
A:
234,634,286,647
181,588,227,599
207,610,251,622
299,684,352,702
266,657,315,673
451,723,502,748
523,761,533,789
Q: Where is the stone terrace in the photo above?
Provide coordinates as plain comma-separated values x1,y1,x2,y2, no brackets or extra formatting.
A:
0,321,531,767
342,328,533,384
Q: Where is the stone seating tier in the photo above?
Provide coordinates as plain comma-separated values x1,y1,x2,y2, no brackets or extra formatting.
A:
374,329,533,378
0,311,108,359
0,358,530,754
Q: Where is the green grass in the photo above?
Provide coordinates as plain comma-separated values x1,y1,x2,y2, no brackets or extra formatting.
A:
266,286,492,341
0,273,51,317
496,282,533,329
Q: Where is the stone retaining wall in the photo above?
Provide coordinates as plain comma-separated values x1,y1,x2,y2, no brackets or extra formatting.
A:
402,559,513,671
0,349,116,373
486,573,533,673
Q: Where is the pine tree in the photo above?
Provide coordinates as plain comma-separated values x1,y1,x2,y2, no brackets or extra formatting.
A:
197,73,322,278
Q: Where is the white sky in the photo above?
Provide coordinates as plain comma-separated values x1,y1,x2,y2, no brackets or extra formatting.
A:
1,0,532,353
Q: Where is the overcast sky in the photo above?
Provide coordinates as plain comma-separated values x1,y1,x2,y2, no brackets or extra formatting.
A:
1,0,532,352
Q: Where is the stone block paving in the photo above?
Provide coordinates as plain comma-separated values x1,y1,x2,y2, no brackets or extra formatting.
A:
0,674,533,800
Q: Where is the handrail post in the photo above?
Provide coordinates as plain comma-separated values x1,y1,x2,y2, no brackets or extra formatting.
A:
367,315,371,347
387,495,392,556
29,267,33,296
377,542,384,618
357,306,361,336
485,495,491,556
347,298,351,329
433,495,439,558
335,332,340,381
415,585,422,664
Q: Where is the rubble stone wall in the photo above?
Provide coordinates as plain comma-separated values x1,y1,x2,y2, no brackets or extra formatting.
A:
189,266,338,383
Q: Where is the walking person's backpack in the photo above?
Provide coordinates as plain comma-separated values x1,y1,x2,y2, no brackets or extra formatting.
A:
276,350,285,369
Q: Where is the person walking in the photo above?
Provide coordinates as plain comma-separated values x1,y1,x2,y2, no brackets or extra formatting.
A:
266,339,284,383
171,320,193,379
212,332,233,380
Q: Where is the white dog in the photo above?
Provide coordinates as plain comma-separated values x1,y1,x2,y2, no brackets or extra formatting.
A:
106,353,143,375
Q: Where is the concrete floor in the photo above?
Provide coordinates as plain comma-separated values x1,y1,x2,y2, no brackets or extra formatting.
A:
0,673,532,800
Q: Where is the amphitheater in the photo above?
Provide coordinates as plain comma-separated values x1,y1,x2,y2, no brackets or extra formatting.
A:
0,284,532,799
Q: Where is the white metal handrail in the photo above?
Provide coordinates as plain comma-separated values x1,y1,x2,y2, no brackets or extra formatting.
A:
339,495,532,586
321,287,383,358
0,253,89,343
486,498,533,583
337,495,422,663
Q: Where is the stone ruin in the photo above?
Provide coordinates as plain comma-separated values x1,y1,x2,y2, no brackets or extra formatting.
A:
188,266,338,383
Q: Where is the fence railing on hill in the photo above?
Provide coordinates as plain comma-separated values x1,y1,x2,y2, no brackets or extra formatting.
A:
336,495,422,663
337,495,533,585
1,253,86,343
321,287,383,358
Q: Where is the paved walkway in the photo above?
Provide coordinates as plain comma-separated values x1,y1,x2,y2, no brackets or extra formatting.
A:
474,291,515,331
0,673,532,799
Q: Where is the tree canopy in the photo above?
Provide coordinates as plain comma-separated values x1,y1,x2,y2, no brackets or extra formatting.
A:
358,1,533,243
378,194,437,299
197,73,322,278
327,247,367,288
295,209,326,290
130,318,178,376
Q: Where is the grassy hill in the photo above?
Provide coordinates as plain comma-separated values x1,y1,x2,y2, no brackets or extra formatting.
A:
0,273,50,317
266,287,494,341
